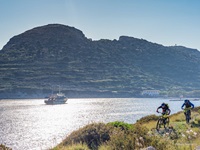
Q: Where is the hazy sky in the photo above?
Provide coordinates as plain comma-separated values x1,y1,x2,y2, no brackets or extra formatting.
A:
1,0,200,50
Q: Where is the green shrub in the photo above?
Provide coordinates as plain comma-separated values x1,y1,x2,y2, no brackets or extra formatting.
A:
193,106,200,113
175,118,183,122
0,144,12,150
198,120,200,125
51,143,89,150
54,119,191,150
136,114,159,124
105,128,137,150
107,121,133,131
62,123,112,150
105,123,170,150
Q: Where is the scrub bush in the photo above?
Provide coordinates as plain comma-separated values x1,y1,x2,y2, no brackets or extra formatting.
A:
136,114,158,124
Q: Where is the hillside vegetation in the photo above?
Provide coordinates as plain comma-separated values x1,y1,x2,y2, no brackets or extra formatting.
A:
1,24,200,98
51,107,200,150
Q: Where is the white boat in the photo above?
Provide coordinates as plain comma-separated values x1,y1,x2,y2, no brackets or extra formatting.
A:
44,88,67,105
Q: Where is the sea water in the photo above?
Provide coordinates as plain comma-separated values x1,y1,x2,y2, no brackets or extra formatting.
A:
0,98,199,150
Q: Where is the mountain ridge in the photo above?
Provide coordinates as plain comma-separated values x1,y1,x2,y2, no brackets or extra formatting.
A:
1,24,200,98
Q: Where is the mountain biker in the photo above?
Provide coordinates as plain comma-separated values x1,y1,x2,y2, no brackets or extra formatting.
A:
156,103,171,124
181,99,194,119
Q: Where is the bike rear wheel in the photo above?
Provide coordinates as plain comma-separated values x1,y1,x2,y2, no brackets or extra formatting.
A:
185,112,190,123
156,117,169,131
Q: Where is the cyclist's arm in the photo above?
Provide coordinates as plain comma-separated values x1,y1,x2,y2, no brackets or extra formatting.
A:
156,106,162,112
181,103,185,109
190,102,194,108
168,109,171,115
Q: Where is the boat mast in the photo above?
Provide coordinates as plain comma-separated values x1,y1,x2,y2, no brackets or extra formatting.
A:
58,85,61,94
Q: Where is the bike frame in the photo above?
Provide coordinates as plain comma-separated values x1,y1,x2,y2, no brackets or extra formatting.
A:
156,112,169,130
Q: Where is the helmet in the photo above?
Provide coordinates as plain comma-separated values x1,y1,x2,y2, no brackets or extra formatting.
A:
161,103,165,107
184,99,189,103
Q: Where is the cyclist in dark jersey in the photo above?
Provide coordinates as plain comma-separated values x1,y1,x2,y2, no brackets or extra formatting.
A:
157,103,171,115
156,103,171,124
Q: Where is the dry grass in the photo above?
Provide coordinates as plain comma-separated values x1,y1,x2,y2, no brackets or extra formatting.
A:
0,144,12,150
51,143,89,150
51,107,200,150
144,106,200,149
52,121,174,150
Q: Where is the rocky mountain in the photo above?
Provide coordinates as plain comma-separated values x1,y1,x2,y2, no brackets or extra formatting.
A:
1,24,200,98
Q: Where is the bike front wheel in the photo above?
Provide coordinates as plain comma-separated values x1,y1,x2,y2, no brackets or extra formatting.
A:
156,119,163,130
156,117,169,130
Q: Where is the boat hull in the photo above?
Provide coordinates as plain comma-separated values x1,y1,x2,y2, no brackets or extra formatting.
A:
44,91,67,105
44,99,67,105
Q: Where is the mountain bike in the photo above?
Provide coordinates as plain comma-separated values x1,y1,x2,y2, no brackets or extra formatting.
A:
156,112,169,131
183,107,192,124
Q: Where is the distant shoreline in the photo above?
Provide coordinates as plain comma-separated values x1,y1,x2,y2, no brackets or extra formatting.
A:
169,98,200,101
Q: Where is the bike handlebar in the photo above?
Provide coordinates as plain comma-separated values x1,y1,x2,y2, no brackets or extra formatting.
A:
157,111,162,113
182,107,192,110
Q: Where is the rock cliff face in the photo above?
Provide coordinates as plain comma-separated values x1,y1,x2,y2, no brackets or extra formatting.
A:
1,24,89,62
1,24,200,98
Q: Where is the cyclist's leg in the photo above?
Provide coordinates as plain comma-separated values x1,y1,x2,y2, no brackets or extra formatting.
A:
163,118,165,124
164,117,169,128
184,111,187,120
166,117,169,124
186,110,190,123
188,110,191,119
